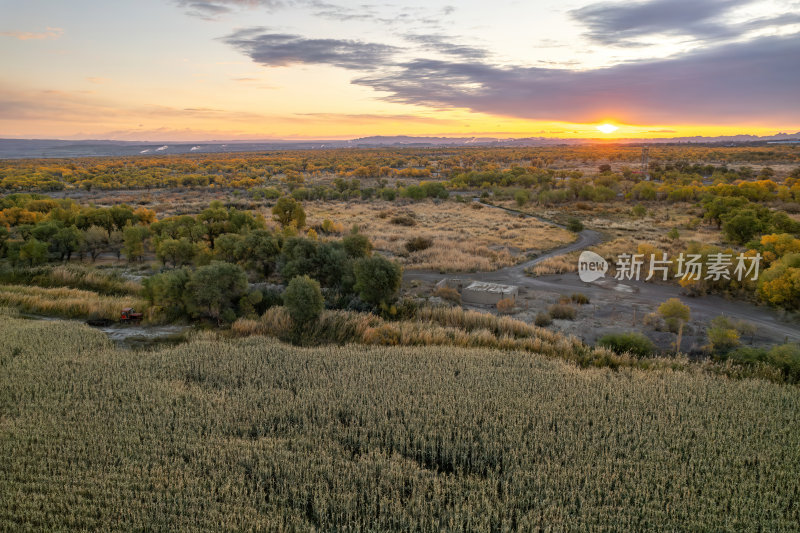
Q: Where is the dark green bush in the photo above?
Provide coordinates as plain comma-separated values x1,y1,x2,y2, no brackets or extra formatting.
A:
566,218,584,232
725,344,800,383
598,332,655,357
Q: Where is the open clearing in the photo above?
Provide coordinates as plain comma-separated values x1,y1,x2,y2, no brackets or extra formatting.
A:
306,199,575,272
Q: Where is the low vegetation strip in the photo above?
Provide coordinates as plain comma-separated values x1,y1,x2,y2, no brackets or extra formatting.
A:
233,306,797,383
1,316,798,531
0,285,146,321
0,264,142,296
233,306,677,372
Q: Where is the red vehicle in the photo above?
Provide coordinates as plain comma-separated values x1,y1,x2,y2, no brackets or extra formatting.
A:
120,308,143,321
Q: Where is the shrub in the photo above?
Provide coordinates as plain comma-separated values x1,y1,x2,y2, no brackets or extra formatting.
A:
667,227,680,241
405,236,433,253
390,214,416,226
706,315,742,353
432,286,461,304
321,219,343,234
658,298,690,333
548,303,576,320
272,196,306,229
566,218,584,233
353,256,402,306
496,297,515,314
283,275,324,325
534,312,552,327
598,332,655,357
184,261,249,323
708,325,740,353
725,344,800,383
571,293,590,305
342,232,373,258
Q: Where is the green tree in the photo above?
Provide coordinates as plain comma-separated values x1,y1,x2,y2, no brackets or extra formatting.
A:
272,197,306,229
198,201,230,249
31,221,61,243
342,232,372,258
156,237,197,268
185,261,248,323
658,298,691,353
213,233,244,263
702,196,747,228
283,275,324,325
237,230,281,279
51,226,82,262
722,209,766,245
315,242,354,291
143,268,190,317
108,230,124,261
0,226,8,258
82,225,108,262
123,225,149,263
19,238,49,266
353,255,402,306
280,237,318,281
109,205,136,231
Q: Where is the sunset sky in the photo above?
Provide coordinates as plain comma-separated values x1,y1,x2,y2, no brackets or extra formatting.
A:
1,0,799,140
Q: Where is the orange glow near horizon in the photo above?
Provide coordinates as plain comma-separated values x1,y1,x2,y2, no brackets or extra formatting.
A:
596,124,619,134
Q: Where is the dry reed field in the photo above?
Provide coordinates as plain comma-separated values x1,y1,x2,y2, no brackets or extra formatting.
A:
0,285,146,320
1,314,798,531
305,200,574,272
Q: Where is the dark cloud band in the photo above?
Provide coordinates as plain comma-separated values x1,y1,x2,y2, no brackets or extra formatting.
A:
223,29,399,70
356,34,800,124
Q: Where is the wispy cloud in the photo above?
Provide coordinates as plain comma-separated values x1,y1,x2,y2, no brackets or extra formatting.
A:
223,28,399,70
173,0,288,19
570,0,800,46
1,27,63,40
403,34,488,60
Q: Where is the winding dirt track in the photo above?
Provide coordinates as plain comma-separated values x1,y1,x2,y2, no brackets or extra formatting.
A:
404,202,800,342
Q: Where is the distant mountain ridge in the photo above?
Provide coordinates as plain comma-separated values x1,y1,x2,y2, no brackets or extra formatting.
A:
1,132,798,159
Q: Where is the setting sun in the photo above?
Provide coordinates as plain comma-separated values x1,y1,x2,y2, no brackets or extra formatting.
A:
596,124,619,134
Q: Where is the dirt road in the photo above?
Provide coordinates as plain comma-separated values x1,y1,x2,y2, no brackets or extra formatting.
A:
404,202,800,344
